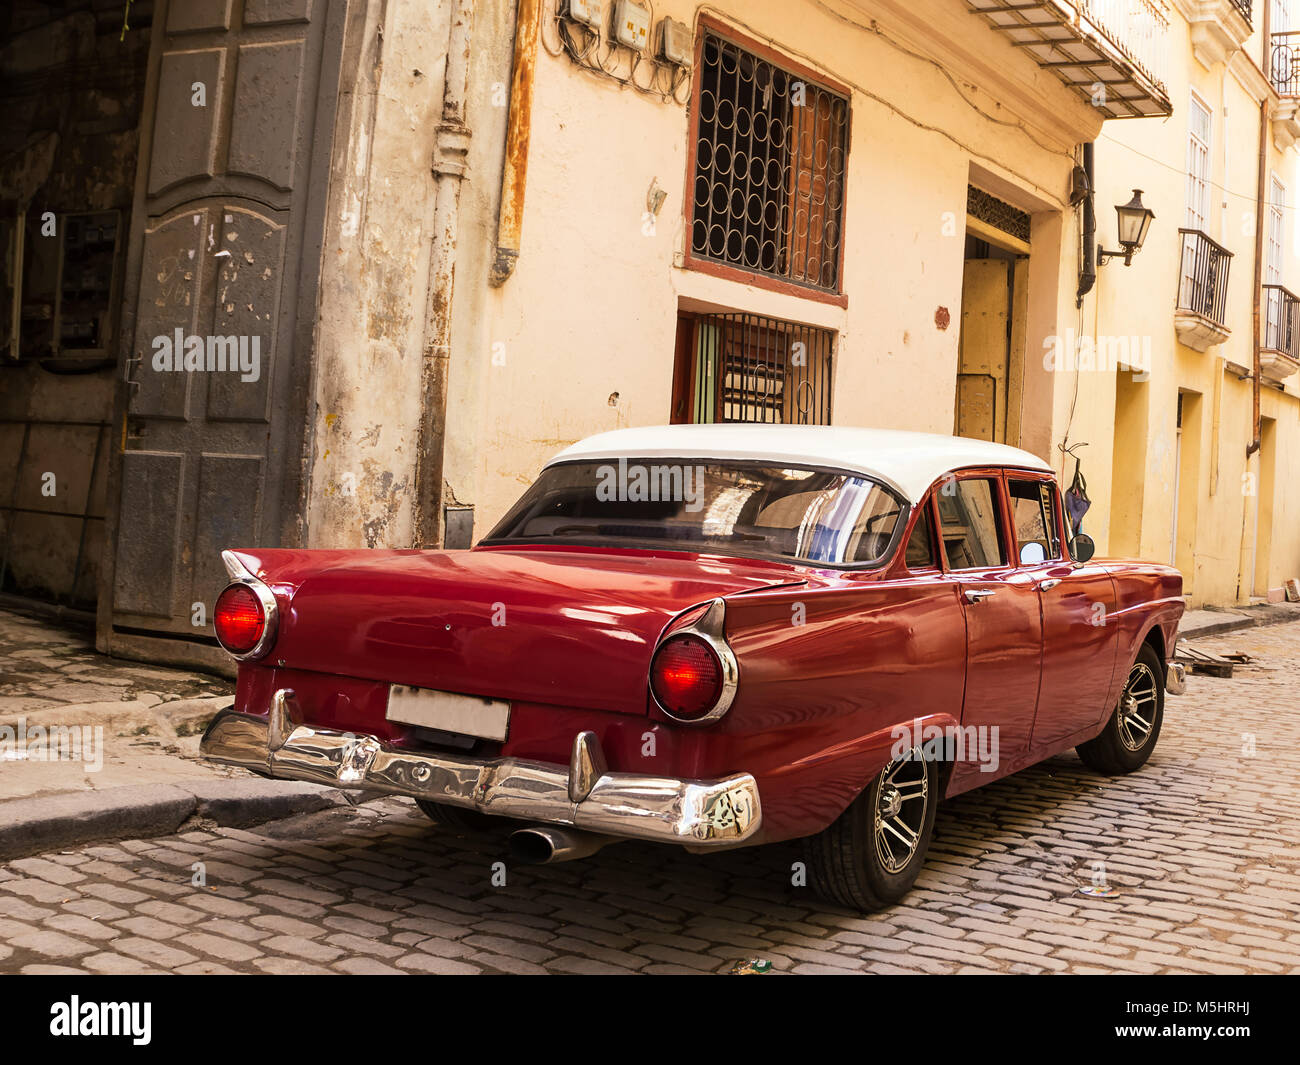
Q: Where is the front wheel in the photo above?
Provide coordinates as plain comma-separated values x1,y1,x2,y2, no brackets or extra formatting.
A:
1076,642,1165,775
803,747,939,911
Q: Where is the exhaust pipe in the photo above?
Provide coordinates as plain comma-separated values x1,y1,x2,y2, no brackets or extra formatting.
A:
508,825,616,865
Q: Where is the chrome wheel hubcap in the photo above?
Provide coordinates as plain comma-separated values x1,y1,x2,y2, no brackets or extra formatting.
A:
880,786,902,819
1117,662,1158,752
873,748,928,874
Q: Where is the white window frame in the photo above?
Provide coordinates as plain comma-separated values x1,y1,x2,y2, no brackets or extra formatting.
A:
1268,174,1286,286
1186,92,1212,233
1275,0,1293,33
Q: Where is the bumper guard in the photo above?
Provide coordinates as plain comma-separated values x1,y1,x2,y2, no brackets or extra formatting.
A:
200,689,762,847
1165,661,1187,696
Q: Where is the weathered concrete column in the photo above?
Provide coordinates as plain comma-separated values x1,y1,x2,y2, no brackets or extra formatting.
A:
413,0,476,549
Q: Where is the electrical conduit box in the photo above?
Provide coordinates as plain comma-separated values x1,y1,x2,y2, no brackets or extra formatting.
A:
659,17,692,68
613,0,649,52
563,0,602,30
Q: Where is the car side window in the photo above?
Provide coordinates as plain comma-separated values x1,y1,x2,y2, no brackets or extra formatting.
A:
936,478,1006,570
904,500,937,569
846,489,904,563
1009,479,1062,563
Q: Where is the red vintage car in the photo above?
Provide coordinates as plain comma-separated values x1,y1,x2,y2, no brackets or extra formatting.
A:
201,425,1185,910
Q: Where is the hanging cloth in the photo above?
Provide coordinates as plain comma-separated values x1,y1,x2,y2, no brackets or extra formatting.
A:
1064,454,1091,537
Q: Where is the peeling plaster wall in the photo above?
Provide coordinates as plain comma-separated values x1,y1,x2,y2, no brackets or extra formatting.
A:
441,0,516,531
0,0,152,605
306,0,451,549
304,0,516,549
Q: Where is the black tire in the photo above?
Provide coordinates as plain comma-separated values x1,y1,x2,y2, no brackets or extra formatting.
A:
414,799,500,834
1077,642,1165,775
803,748,939,911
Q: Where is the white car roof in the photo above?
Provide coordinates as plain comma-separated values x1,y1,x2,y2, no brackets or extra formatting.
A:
548,424,1053,504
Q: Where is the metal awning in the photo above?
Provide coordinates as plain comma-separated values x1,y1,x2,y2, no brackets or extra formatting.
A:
967,0,1173,119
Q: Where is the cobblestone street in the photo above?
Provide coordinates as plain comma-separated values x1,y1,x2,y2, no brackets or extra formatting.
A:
1,621,1298,975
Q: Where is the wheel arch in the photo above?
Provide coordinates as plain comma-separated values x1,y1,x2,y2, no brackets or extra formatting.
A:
1139,623,1167,681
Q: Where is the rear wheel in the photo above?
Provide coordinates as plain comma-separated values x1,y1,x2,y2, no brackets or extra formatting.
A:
414,799,500,834
803,747,938,912
1076,642,1164,775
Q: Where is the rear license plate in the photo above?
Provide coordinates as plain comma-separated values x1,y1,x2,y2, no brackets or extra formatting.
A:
385,686,510,742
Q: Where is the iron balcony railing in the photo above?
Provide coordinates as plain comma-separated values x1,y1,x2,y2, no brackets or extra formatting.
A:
1177,229,1233,328
1273,30,1300,95
968,0,1172,115
1077,0,1172,93
1264,284,1300,360
1229,0,1253,26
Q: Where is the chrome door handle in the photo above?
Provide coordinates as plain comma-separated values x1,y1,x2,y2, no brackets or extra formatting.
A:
963,589,997,604
1039,579,1062,591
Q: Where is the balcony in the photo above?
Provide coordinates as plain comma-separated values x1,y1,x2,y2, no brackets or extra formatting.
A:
1272,31,1300,96
967,0,1172,118
1271,32,1300,148
1175,229,1233,352
1182,1,1253,69
1262,284,1300,383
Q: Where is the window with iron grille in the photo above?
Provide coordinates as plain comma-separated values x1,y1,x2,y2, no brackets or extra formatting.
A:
673,312,834,426
690,30,849,293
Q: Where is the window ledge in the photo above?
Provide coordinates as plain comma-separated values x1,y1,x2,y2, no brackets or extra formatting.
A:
1175,308,1231,351
679,253,849,309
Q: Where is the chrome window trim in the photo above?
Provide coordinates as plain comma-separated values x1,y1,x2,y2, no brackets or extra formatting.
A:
218,549,279,661
649,597,740,726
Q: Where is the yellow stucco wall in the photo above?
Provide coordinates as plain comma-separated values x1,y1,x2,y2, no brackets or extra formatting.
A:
1086,9,1300,606
317,1,1299,609
447,0,1098,537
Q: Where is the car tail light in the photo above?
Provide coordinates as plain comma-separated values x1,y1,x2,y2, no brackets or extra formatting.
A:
651,636,723,720
213,551,279,660
214,584,266,656
648,598,739,725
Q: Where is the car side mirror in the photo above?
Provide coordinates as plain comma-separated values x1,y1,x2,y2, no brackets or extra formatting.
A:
1071,533,1095,563
1019,542,1046,565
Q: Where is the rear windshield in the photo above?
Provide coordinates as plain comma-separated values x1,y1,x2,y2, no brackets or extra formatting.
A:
482,460,905,565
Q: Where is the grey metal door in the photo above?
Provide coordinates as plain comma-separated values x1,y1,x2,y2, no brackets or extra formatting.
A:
103,0,345,665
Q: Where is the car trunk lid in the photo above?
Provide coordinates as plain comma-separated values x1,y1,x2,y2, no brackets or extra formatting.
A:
242,545,805,716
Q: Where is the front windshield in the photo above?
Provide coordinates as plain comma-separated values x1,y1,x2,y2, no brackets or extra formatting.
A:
483,460,905,565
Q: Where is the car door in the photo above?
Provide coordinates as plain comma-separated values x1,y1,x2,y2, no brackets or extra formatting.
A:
938,471,1044,792
1007,476,1120,753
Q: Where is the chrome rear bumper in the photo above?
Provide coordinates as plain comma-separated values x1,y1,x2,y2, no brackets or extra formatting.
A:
200,689,762,847
1165,661,1187,695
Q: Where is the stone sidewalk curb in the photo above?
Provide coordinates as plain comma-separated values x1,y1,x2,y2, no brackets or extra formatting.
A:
1177,602,1300,641
0,779,349,860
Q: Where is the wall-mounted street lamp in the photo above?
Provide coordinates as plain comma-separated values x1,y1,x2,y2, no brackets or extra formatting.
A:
1097,189,1155,267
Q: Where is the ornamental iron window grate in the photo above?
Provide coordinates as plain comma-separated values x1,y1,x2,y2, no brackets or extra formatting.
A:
692,313,833,426
967,186,1031,245
691,31,849,292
